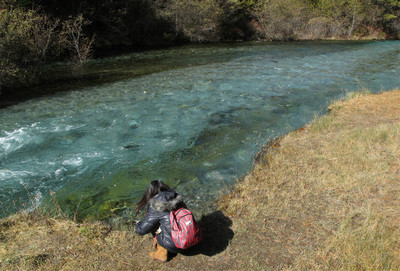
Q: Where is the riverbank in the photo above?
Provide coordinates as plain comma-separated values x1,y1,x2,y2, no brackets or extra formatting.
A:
1,89,399,270
1,38,398,110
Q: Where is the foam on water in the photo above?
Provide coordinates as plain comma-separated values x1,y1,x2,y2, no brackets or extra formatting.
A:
0,41,399,218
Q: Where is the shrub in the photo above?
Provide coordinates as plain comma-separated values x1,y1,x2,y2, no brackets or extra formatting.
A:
0,1,62,90
61,14,95,75
0,1,94,91
306,17,346,39
252,0,311,41
156,0,223,42
0,1,37,90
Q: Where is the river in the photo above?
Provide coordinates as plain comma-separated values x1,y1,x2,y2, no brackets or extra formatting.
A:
0,41,399,221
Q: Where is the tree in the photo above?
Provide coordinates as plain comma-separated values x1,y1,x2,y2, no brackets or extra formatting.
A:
217,0,256,40
376,0,400,37
316,0,375,37
62,14,95,74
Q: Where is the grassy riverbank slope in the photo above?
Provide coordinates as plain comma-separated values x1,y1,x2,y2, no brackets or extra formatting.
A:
1,89,399,270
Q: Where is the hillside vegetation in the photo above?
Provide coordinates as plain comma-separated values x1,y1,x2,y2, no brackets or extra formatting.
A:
1,89,399,270
1,0,399,91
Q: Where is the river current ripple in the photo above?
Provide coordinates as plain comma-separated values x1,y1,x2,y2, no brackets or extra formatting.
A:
1,41,399,219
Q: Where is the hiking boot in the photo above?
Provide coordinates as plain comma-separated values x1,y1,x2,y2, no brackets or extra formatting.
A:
149,243,168,262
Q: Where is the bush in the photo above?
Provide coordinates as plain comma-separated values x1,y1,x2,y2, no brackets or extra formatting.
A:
0,2,37,90
252,0,311,41
156,0,223,42
0,1,62,90
306,17,346,39
0,1,94,92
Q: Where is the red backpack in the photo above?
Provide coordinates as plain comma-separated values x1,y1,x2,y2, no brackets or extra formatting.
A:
170,208,202,249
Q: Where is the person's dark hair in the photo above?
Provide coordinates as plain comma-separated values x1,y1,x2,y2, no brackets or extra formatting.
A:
136,180,172,215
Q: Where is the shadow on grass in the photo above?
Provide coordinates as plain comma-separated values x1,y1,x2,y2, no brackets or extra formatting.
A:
178,210,234,257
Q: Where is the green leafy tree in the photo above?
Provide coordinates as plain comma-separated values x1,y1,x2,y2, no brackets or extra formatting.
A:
377,0,400,37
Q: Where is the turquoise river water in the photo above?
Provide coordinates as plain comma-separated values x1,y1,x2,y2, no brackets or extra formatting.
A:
0,41,399,221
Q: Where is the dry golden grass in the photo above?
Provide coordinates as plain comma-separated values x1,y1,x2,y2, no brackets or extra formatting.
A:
1,89,399,271
219,89,400,270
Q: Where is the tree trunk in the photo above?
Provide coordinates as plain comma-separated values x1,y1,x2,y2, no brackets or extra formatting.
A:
348,0,358,37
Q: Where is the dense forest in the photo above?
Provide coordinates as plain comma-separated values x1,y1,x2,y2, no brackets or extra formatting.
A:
1,0,399,92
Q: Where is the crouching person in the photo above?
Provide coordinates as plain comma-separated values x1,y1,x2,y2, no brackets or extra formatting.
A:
135,180,201,262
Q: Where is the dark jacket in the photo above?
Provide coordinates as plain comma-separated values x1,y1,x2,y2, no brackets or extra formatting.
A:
135,191,184,252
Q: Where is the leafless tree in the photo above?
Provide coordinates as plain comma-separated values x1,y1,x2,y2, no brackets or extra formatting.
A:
62,14,95,74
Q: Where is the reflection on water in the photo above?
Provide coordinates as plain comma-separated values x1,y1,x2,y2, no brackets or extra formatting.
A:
0,41,399,220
